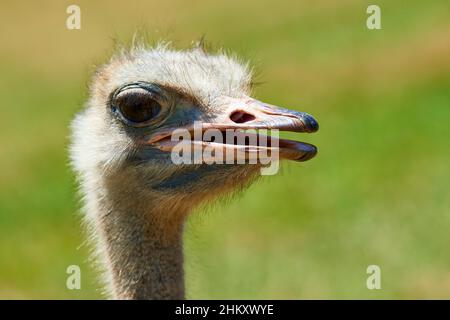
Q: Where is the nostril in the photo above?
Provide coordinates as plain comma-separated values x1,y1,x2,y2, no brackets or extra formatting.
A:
230,110,256,124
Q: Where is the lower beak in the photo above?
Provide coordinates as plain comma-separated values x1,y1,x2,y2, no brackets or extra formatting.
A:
148,96,319,162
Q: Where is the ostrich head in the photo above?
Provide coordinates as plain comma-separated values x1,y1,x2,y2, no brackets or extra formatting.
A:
70,44,318,299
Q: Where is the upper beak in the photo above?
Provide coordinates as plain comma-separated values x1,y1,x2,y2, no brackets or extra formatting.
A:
147,96,319,162
215,96,318,133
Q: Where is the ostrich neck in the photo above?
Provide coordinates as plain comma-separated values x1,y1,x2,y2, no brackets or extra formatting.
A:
95,178,187,300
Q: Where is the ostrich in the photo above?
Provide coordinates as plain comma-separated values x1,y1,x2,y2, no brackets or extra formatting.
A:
70,44,319,300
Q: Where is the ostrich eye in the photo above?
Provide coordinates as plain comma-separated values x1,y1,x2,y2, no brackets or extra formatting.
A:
112,87,162,125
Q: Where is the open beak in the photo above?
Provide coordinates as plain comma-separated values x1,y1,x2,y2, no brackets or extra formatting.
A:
147,96,319,163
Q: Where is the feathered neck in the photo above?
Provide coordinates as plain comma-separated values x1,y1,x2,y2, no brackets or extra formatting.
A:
87,168,188,299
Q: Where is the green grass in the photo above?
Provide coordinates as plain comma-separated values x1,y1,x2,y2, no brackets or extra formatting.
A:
0,0,449,299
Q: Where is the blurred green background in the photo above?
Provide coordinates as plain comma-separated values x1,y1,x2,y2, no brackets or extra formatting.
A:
0,0,449,299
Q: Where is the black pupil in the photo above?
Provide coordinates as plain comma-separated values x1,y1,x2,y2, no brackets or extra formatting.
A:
115,89,161,123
